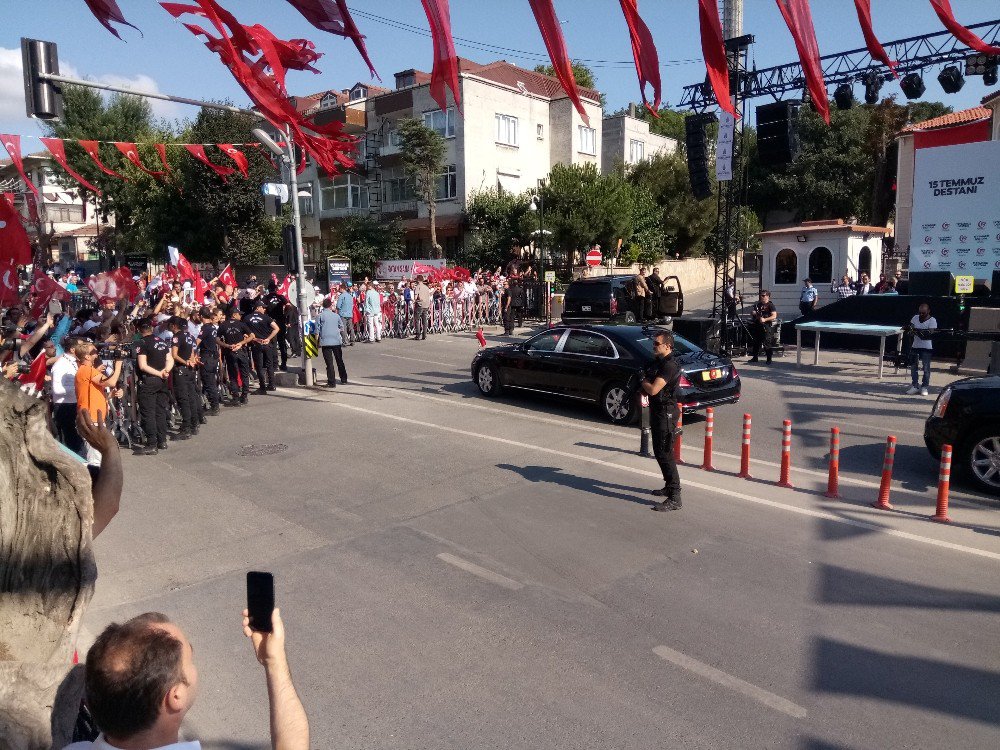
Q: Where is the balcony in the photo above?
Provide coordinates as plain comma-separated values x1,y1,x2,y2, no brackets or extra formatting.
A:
318,205,370,219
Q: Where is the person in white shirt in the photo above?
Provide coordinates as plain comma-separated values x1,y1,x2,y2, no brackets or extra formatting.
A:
50,337,86,457
905,303,937,396
64,609,308,750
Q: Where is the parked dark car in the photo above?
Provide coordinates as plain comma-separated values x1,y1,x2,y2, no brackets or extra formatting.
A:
471,325,740,424
924,375,1000,495
561,274,684,325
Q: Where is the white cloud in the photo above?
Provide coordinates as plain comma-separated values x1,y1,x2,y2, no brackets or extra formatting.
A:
0,46,183,135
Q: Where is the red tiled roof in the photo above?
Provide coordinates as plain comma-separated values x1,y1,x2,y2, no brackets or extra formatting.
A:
899,106,991,133
468,61,601,104
757,220,889,237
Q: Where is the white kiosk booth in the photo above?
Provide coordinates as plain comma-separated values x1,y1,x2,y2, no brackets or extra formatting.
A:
756,220,889,319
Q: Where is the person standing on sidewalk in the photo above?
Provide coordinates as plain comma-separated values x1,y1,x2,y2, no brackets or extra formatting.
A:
316,297,348,388
906,303,937,396
640,330,682,512
413,275,432,340
336,282,356,345
799,278,818,318
364,282,383,343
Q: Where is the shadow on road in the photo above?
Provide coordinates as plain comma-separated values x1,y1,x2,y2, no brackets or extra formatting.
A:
818,564,1000,613
497,463,658,508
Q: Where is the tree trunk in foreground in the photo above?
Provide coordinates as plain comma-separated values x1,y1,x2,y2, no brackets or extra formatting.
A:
0,382,97,750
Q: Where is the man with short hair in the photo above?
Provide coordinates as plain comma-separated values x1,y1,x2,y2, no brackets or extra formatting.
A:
748,290,778,364
244,300,280,394
65,609,308,750
645,266,663,321
854,273,874,295
799,278,818,317
831,275,856,299
335,283,356,345
906,303,937,396
640,330,682,511
413,275,432,340
167,316,201,439
364,282,383,342
217,308,254,406
316,297,348,388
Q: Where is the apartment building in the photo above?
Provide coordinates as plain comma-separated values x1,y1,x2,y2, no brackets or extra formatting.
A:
601,108,678,174
0,152,102,267
359,58,603,256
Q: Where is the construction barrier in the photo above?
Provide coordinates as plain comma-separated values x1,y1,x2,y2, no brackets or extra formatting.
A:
701,407,715,471
825,427,841,499
778,419,793,488
872,436,897,510
931,445,953,523
738,413,752,479
673,405,684,464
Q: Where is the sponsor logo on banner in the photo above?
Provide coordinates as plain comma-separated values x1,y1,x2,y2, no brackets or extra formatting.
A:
959,235,968,243
978,221,988,229
938,262,953,269
941,248,950,256
920,248,936,256
957,222,971,229
956,248,972,255
975,234,990,242
921,223,937,231
924,236,932,243
973,261,989,268
939,236,952,242
942,222,951,230
993,221,1000,229
923,261,932,269
977,248,987,255
958,261,967,269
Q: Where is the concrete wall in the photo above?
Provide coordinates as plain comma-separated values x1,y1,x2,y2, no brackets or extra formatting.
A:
575,257,716,291
601,114,678,173
549,98,602,170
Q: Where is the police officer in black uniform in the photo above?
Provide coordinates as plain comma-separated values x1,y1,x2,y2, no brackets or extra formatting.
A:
167,316,200,439
244,299,280,394
218,306,254,405
748,290,778,364
134,318,172,454
260,280,290,370
198,306,222,415
640,329,682,511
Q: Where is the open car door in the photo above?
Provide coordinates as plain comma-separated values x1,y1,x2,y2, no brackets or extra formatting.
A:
658,276,684,317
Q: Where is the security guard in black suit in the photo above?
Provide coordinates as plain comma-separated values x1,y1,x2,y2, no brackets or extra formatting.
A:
198,306,222,414
640,329,683,511
260,281,290,370
244,299,280,394
167,316,201,439
218,307,254,405
134,318,172,454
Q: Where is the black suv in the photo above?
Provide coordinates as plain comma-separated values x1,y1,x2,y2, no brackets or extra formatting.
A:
561,274,684,325
924,375,1000,496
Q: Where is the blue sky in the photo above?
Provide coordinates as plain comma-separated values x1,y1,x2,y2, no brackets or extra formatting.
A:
1,0,996,142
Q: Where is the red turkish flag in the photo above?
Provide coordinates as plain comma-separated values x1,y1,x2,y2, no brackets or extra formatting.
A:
18,351,49,394
283,0,379,80
277,274,292,297
193,273,210,303
853,1,898,78
85,271,119,303
83,0,141,39
111,266,141,302
155,143,173,173
697,0,736,117
39,138,103,194
30,274,71,318
0,134,40,199
0,195,32,266
619,0,661,116
218,144,250,178
775,0,829,124
114,142,169,178
528,0,588,124
0,258,20,306
929,0,1000,55
419,0,462,114
79,140,129,180
218,264,237,288
184,145,236,182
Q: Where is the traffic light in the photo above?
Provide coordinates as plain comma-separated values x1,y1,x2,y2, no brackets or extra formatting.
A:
21,38,63,121
282,224,299,273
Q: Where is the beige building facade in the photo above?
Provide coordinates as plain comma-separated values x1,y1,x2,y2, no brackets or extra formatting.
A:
601,110,678,173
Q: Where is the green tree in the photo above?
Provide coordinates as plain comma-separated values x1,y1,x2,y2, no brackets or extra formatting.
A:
397,117,446,257
332,215,404,277
533,61,596,89
463,188,535,270
627,151,717,257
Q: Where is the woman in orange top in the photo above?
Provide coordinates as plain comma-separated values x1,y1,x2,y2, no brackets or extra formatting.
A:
75,341,122,424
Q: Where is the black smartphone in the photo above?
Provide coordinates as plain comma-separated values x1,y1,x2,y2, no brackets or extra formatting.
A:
246,571,274,633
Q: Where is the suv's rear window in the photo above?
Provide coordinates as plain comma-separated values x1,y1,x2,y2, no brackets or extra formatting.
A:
565,281,614,301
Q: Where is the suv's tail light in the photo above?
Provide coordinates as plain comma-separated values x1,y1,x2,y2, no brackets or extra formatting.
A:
610,297,618,315
932,387,951,418
678,373,693,388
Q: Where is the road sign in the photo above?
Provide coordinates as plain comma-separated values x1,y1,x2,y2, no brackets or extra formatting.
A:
544,271,556,282
286,278,316,309
586,248,602,267
955,275,974,294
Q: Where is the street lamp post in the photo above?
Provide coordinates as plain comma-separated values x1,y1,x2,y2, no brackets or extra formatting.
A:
530,194,550,324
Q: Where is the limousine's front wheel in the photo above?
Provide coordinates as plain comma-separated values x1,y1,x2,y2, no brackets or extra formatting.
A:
602,382,635,425
476,363,502,397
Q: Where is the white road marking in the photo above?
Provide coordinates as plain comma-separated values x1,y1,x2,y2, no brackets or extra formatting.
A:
350,379,986,504
378,353,462,367
436,552,524,590
653,645,808,719
327,401,1000,562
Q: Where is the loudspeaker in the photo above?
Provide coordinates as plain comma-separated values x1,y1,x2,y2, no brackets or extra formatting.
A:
907,271,953,297
685,113,716,201
671,316,720,350
991,270,1000,297
756,101,800,167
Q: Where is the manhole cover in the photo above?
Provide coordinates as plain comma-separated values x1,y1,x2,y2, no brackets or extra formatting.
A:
237,443,289,457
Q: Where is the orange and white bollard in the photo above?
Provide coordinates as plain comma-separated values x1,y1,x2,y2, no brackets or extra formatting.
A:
673,405,684,464
777,419,793,488
825,427,841,499
738,413,752,479
931,444,953,523
701,407,715,471
872,436,897,510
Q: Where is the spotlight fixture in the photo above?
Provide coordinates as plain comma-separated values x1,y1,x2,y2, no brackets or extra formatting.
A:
937,65,965,94
833,83,854,110
863,71,883,104
900,72,926,100
986,61,999,87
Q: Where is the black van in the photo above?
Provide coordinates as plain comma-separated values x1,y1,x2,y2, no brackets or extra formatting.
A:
561,274,684,324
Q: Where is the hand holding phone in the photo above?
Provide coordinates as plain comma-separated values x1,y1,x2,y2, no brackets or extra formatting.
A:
246,571,274,633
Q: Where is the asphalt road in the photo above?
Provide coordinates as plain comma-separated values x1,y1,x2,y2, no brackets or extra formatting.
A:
84,326,1000,750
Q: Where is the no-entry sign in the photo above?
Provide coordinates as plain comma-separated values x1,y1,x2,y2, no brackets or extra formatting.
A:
586,248,603,267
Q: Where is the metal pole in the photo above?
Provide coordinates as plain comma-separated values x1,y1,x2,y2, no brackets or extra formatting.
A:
286,125,312,387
